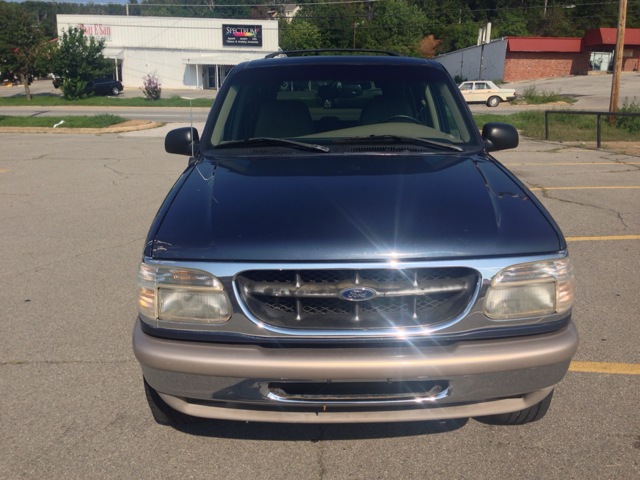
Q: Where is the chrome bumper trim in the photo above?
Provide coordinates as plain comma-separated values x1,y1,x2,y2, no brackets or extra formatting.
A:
265,384,451,406
158,387,554,423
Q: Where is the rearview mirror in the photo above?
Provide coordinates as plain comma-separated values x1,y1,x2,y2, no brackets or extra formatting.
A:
165,127,199,156
482,123,519,152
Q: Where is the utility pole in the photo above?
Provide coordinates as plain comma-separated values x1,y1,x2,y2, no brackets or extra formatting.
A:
609,0,628,116
353,23,359,49
126,3,129,15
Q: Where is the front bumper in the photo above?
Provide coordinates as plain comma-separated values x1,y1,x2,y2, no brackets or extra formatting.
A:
133,320,578,423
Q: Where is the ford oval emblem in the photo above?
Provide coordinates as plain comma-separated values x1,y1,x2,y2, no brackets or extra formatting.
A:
339,287,377,302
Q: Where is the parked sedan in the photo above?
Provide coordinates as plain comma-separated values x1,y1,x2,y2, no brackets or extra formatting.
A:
52,77,123,96
458,80,516,107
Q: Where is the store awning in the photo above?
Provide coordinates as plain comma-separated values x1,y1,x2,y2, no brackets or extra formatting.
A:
183,53,272,66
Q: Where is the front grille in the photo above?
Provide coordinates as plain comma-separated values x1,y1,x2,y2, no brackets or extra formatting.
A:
237,268,478,330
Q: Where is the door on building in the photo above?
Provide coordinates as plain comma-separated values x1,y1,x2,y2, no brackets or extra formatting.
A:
590,52,613,72
218,65,234,88
207,66,216,89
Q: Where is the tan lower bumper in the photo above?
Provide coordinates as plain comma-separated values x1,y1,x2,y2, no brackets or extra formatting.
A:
159,387,554,423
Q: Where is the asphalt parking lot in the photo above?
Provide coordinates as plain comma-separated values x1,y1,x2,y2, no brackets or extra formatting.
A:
0,132,638,479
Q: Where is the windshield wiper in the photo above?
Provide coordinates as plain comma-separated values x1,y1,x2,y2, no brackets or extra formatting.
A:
215,137,330,153
333,135,464,152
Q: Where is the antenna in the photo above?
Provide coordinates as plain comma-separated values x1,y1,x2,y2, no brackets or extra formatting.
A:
183,59,194,158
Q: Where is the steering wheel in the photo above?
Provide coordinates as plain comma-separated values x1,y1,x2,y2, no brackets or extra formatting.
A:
379,115,422,124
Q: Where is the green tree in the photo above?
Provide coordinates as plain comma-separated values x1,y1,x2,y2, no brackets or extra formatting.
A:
279,19,321,51
0,2,52,100
51,27,112,100
356,0,428,56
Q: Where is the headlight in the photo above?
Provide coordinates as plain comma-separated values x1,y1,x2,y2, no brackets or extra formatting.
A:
484,257,574,320
137,263,232,325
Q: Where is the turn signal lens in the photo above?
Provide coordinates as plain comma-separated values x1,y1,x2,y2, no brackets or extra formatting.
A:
484,257,574,320
136,263,232,325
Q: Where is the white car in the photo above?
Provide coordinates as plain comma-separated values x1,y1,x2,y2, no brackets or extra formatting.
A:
458,81,517,107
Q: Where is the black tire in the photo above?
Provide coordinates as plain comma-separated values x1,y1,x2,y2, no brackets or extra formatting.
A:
143,377,203,426
474,389,554,425
111,87,120,96
487,96,501,107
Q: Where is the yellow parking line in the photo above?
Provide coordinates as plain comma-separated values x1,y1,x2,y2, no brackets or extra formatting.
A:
505,162,640,166
0,169,9,173
566,235,640,241
530,186,640,191
569,361,640,375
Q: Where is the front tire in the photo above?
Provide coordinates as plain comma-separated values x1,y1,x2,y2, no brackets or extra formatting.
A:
111,87,120,96
143,377,203,426
487,96,501,107
474,389,554,425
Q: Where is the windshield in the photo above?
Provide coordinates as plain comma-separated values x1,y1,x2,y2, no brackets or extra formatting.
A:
205,63,479,150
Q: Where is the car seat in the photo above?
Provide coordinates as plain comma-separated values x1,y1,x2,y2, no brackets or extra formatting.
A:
254,100,314,138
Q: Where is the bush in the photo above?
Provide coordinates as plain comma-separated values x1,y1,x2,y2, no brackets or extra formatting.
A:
523,84,563,104
615,97,640,134
453,75,467,84
52,27,112,100
141,72,162,101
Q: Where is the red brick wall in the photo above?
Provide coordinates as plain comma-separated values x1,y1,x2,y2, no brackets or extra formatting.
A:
504,52,590,81
622,49,640,71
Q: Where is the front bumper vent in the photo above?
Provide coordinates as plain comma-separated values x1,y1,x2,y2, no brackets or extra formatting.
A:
236,268,478,330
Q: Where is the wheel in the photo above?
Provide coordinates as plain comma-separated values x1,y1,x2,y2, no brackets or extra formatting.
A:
111,87,120,96
487,96,500,107
379,114,422,124
474,389,554,425
143,377,203,426
323,98,334,109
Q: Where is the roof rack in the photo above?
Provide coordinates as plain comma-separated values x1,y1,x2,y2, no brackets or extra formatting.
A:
264,49,402,59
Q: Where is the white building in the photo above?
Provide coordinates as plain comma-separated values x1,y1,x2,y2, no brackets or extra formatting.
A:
56,15,279,90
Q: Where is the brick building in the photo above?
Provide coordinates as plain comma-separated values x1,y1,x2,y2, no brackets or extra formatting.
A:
504,29,640,81
436,28,640,83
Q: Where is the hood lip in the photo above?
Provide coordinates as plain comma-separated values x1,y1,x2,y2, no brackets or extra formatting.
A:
199,145,485,159
149,249,565,264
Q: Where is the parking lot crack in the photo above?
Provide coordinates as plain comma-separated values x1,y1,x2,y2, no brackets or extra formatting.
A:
8,236,145,276
1,359,133,366
312,425,326,480
534,186,629,229
103,163,128,179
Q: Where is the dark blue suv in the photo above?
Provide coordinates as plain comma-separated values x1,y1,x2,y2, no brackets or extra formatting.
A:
133,51,577,428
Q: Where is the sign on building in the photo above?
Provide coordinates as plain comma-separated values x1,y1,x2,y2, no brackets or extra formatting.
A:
222,25,262,47
78,23,112,42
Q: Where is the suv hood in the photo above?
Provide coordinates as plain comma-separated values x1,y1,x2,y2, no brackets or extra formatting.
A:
150,154,561,261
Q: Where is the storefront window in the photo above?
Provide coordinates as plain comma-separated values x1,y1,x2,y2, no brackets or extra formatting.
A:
590,52,613,72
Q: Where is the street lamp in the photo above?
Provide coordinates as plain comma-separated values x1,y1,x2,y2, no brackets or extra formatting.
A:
353,23,360,49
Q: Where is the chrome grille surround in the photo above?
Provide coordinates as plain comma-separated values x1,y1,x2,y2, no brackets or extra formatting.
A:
236,268,479,330
140,251,571,338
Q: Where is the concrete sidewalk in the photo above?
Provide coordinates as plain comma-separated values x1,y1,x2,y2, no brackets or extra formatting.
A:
1,79,218,100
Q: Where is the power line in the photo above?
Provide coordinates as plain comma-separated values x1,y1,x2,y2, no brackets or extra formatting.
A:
283,13,624,29
130,0,379,7
292,1,639,19
80,12,624,29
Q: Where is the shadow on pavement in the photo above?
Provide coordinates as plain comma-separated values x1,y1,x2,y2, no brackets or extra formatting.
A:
173,417,469,440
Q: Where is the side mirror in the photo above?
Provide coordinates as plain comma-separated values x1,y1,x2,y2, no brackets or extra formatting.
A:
482,122,519,152
165,127,199,156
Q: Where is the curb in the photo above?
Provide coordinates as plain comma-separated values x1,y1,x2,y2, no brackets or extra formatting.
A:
0,120,163,134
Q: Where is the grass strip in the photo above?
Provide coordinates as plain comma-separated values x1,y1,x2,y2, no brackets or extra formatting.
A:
0,114,129,128
518,85,578,105
0,94,214,108
474,111,640,142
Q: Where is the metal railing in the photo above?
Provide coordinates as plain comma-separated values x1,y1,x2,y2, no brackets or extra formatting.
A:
545,110,640,148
